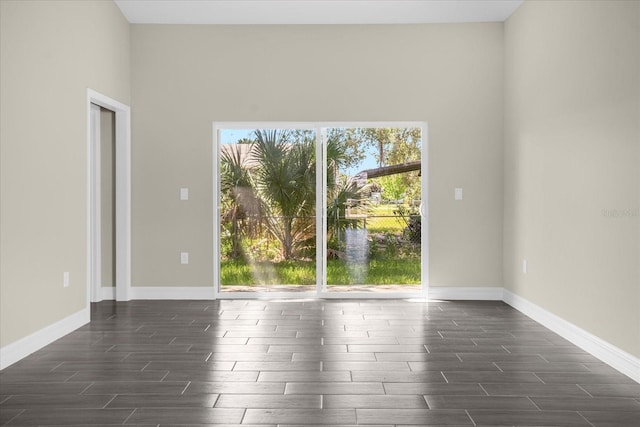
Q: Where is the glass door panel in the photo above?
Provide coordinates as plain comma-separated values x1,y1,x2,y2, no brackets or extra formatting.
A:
324,127,423,293
218,128,316,293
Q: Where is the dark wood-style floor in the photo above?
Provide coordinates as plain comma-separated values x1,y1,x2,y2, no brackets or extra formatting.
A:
1,299,639,426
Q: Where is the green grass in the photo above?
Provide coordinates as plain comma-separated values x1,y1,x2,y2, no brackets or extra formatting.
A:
365,204,406,234
221,259,316,286
326,257,420,285
371,204,399,215
221,257,420,286
365,216,404,233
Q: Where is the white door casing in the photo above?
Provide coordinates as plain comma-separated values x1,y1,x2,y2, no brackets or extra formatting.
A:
89,104,102,303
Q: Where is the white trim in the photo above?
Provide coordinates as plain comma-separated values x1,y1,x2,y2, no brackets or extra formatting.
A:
503,289,640,384
114,104,132,302
129,286,216,300
212,126,220,299
89,104,102,303
215,289,427,300
0,308,89,370
101,286,116,301
219,291,316,300
319,291,427,299
87,89,131,303
428,286,504,301
317,128,326,294
214,121,431,130
420,123,429,295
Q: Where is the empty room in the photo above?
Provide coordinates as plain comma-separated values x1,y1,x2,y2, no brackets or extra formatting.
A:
0,0,638,426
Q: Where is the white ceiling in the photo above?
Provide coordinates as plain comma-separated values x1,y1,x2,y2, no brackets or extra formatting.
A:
114,0,524,25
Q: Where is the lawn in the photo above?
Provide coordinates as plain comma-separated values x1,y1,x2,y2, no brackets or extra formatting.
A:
221,257,420,286
365,204,408,234
326,257,420,285
221,259,316,286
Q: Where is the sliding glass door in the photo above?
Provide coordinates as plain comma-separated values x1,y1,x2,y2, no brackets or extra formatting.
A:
216,126,318,294
323,127,423,294
214,123,427,298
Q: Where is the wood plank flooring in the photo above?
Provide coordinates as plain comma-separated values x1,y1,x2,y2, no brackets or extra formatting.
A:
1,299,638,426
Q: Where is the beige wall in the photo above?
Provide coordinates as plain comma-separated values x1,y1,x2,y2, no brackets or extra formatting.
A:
100,108,116,288
0,0,130,346
130,24,504,287
504,1,640,357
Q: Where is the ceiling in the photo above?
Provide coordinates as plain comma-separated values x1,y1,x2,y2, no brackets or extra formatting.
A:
114,0,524,25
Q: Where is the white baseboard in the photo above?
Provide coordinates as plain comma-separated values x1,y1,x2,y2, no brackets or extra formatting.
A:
0,307,89,370
428,286,503,301
503,289,640,384
129,286,216,300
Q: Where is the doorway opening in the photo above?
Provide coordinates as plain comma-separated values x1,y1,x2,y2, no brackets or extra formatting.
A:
213,122,428,299
89,104,116,301
87,89,131,305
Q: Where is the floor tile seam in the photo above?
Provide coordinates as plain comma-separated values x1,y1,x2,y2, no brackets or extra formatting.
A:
104,343,118,353
79,382,94,395
477,383,489,396
238,407,248,424
574,383,595,398
120,407,137,425
119,351,135,363
101,394,118,409
575,410,597,427
49,362,65,373
524,395,541,411
531,372,545,384
0,407,24,426
464,409,477,426
181,381,191,395
421,395,430,409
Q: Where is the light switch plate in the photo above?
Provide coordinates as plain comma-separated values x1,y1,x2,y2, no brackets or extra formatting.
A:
63,272,70,287
454,187,463,201
180,188,189,201
180,252,189,264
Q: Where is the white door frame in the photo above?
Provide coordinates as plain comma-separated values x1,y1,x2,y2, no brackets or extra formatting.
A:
213,121,429,299
87,89,131,303
89,104,103,303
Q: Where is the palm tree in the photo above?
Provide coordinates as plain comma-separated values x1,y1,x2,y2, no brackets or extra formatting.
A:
251,129,316,260
325,131,366,252
220,144,256,259
221,129,367,262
